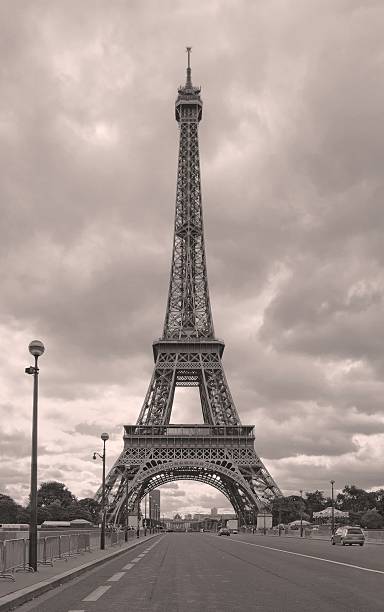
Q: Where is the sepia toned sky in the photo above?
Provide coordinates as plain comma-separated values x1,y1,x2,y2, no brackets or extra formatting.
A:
1,0,383,517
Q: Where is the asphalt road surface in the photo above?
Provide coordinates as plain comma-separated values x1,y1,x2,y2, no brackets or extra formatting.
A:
17,533,384,611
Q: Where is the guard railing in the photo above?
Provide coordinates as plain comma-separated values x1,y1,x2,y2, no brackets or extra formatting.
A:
0,533,92,581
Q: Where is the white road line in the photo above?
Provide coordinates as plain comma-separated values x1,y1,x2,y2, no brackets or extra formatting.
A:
108,572,125,582
82,585,111,601
68,610,85,611
122,562,134,570
131,557,140,562
221,538,384,576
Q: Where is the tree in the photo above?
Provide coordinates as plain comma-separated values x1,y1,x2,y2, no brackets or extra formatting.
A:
0,494,19,523
44,501,69,521
77,498,101,523
68,506,93,522
368,489,384,517
37,506,51,524
305,490,327,517
361,509,384,530
272,496,310,525
37,481,76,508
337,485,371,513
16,507,30,524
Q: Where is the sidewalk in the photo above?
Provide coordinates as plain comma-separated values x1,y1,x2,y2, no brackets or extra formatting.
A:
0,533,159,611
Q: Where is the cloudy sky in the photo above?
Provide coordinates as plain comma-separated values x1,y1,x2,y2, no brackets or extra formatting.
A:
1,0,383,517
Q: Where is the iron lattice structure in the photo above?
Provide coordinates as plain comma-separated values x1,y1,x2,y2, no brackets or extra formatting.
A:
100,50,282,525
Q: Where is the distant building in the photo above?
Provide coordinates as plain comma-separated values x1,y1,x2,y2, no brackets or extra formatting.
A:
211,507,218,516
184,513,192,520
149,490,160,523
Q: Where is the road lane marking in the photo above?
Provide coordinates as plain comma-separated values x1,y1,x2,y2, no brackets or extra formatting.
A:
122,562,134,570
132,557,141,562
221,538,384,575
68,610,85,611
108,572,126,581
82,585,111,601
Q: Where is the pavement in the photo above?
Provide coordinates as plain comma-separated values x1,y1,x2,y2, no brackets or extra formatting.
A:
0,533,160,611
4,532,384,612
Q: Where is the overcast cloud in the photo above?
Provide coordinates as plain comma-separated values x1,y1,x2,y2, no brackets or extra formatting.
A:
0,0,383,516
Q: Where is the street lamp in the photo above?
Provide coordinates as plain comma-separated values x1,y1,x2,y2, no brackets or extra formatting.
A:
330,480,335,535
299,490,303,537
125,474,129,542
26,340,45,572
144,494,147,536
149,494,152,534
93,432,109,550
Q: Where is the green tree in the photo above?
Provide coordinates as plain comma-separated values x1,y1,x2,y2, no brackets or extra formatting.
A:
16,506,30,524
372,489,384,517
305,490,327,517
77,498,101,523
0,493,19,523
37,481,76,508
37,506,51,524
272,496,310,525
360,509,384,529
44,501,69,521
67,506,93,522
337,485,371,513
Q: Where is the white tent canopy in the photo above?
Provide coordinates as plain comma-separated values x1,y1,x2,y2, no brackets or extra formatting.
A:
313,507,349,518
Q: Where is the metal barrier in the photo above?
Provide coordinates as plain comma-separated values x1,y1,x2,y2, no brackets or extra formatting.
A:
0,539,32,581
0,533,93,580
110,531,126,546
0,529,150,581
363,530,384,543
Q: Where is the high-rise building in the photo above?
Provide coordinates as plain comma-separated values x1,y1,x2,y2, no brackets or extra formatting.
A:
211,507,218,516
149,489,160,522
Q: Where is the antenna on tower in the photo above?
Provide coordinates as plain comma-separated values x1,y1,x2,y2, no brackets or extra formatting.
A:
186,46,192,87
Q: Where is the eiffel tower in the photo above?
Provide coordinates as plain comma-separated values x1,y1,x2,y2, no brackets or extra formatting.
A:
102,49,282,525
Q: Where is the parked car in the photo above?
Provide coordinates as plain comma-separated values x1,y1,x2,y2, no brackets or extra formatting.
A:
232,529,238,534
331,526,365,546
218,528,230,536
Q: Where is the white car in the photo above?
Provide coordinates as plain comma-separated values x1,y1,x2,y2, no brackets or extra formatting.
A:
331,526,365,546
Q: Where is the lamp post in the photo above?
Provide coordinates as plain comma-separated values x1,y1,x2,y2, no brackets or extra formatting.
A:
330,480,335,535
93,432,109,550
144,494,147,536
25,340,45,572
125,474,129,542
299,490,303,537
149,494,152,534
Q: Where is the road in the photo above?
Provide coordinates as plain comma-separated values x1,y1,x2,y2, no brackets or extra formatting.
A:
17,532,384,611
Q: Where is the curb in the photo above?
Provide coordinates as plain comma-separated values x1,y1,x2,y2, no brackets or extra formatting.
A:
0,534,159,612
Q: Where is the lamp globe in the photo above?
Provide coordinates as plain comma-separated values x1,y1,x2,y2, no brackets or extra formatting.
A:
29,340,45,357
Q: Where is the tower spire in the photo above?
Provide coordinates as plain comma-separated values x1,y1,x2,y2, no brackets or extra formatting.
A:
186,46,192,88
